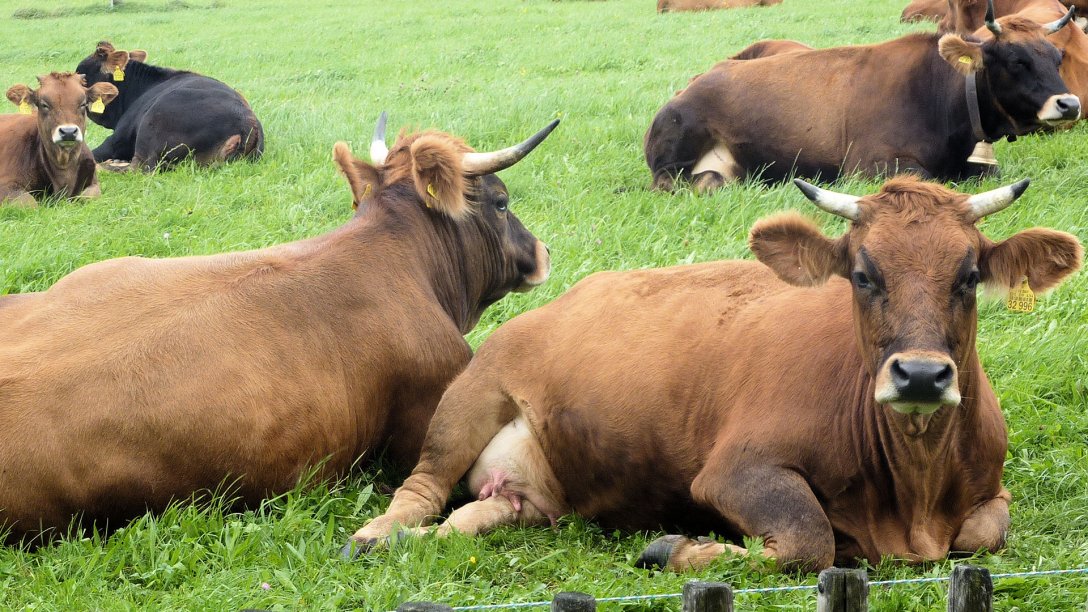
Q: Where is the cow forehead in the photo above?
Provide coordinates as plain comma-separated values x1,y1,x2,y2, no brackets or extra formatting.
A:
851,185,979,273
37,73,86,99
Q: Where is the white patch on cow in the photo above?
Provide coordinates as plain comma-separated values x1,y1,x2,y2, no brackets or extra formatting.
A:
465,416,567,522
1037,94,1081,124
692,143,738,180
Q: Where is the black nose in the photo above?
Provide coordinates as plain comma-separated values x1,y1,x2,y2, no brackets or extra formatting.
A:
1057,96,1081,119
890,359,954,403
58,126,79,140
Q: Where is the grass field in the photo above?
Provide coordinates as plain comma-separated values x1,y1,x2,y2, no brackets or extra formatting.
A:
1,0,1087,609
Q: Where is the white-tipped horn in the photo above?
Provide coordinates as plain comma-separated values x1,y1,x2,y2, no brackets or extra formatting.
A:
985,0,1003,36
966,178,1030,221
462,119,560,177
792,178,862,221
370,111,389,165
1044,5,1076,34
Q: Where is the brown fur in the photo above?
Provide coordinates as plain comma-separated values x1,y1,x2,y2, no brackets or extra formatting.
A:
0,73,117,205
0,123,551,542
730,39,812,60
352,177,1081,573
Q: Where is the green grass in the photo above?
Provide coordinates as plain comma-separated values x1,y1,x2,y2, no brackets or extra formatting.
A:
1,0,1087,609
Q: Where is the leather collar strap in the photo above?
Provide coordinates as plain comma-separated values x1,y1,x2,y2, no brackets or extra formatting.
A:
966,72,988,142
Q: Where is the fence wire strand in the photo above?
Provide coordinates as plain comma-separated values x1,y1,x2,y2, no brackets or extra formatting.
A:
437,566,1088,610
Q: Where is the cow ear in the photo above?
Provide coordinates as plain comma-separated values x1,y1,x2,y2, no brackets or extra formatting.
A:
409,135,469,218
333,142,381,209
105,50,130,73
88,82,119,106
749,212,850,286
5,84,34,107
129,50,148,63
939,34,983,74
980,228,1083,295
94,41,114,59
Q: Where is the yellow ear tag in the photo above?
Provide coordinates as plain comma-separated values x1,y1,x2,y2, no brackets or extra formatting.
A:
425,183,436,208
18,100,32,115
1006,279,1035,313
362,184,372,198
90,98,105,113
958,56,973,66
112,66,125,81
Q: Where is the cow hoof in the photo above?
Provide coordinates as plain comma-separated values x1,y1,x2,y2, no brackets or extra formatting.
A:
635,534,689,570
97,160,131,173
651,173,675,192
692,171,725,194
340,537,383,559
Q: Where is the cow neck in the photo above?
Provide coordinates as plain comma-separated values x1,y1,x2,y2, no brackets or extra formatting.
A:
860,350,987,531
344,192,501,334
970,67,1023,142
93,61,180,130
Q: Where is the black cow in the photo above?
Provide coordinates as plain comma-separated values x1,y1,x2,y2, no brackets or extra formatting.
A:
644,1,1080,191
75,41,263,171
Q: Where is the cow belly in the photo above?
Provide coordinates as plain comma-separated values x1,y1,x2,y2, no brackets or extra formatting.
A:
466,417,568,521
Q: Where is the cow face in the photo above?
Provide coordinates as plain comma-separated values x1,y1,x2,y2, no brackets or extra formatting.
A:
940,13,1081,128
333,115,557,307
6,73,117,154
75,41,147,90
750,178,1082,433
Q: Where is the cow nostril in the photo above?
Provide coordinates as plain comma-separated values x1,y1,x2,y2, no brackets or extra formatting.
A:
890,359,910,388
934,364,953,390
1058,97,1081,114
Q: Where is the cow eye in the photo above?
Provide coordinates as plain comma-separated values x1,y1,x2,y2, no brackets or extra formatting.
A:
961,270,980,293
852,271,872,290
494,196,509,212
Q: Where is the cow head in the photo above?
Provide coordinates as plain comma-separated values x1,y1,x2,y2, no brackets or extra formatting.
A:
75,41,148,89
6,73,117,160
332,114,557,327
939,1,1081,129
750,177,1082,433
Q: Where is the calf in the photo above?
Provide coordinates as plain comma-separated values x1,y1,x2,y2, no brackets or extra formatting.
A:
74,41,263,171
347,177,1081,572
0,114,557,542
1,73,117,206
645,2,1080,190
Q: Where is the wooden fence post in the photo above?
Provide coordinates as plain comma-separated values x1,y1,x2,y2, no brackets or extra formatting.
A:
551,591,596,611
683,580,735,611
817,567,869,612
947,565,993,612
396,603,453,612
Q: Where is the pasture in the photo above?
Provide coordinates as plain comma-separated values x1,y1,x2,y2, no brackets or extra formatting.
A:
1,0,1086,609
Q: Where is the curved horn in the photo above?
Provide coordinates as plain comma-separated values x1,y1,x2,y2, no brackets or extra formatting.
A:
370,111,389,165
462,118,560,177
1044,5,1076,34
966,178,1030,221
792,178,861,221
986,0,1003,36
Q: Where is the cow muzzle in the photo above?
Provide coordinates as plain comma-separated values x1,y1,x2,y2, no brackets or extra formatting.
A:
515,240,551,293
53,125,83,147
874,351,961,414
1038,94,1081,124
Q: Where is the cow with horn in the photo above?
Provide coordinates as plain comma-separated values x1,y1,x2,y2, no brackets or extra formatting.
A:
347,176,1081,573
0,113,558,542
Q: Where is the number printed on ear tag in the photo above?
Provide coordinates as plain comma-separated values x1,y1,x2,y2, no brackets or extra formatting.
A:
1006,279,1035,313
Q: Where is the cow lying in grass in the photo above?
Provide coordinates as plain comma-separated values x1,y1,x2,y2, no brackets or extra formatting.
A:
348,176,1081,573
0,114,558,543
74,41,263,172
1,73,117,206
658,0,782,12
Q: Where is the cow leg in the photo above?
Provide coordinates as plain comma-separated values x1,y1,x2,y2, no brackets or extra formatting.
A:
433,495,550,537
0,186,37,208
91,133,133,164
343,368,518,556
639,458,834,573
953,488,1011,553
78,183,102,198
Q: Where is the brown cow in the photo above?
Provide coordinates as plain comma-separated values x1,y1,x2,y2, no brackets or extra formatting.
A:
347,177,1082,573
900,0,1088,32
645,4,1080,191
1,73,117,206
0,114,558,542
658,0,782,12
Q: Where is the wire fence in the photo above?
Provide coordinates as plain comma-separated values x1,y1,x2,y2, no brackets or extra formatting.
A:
431,566,1088,611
